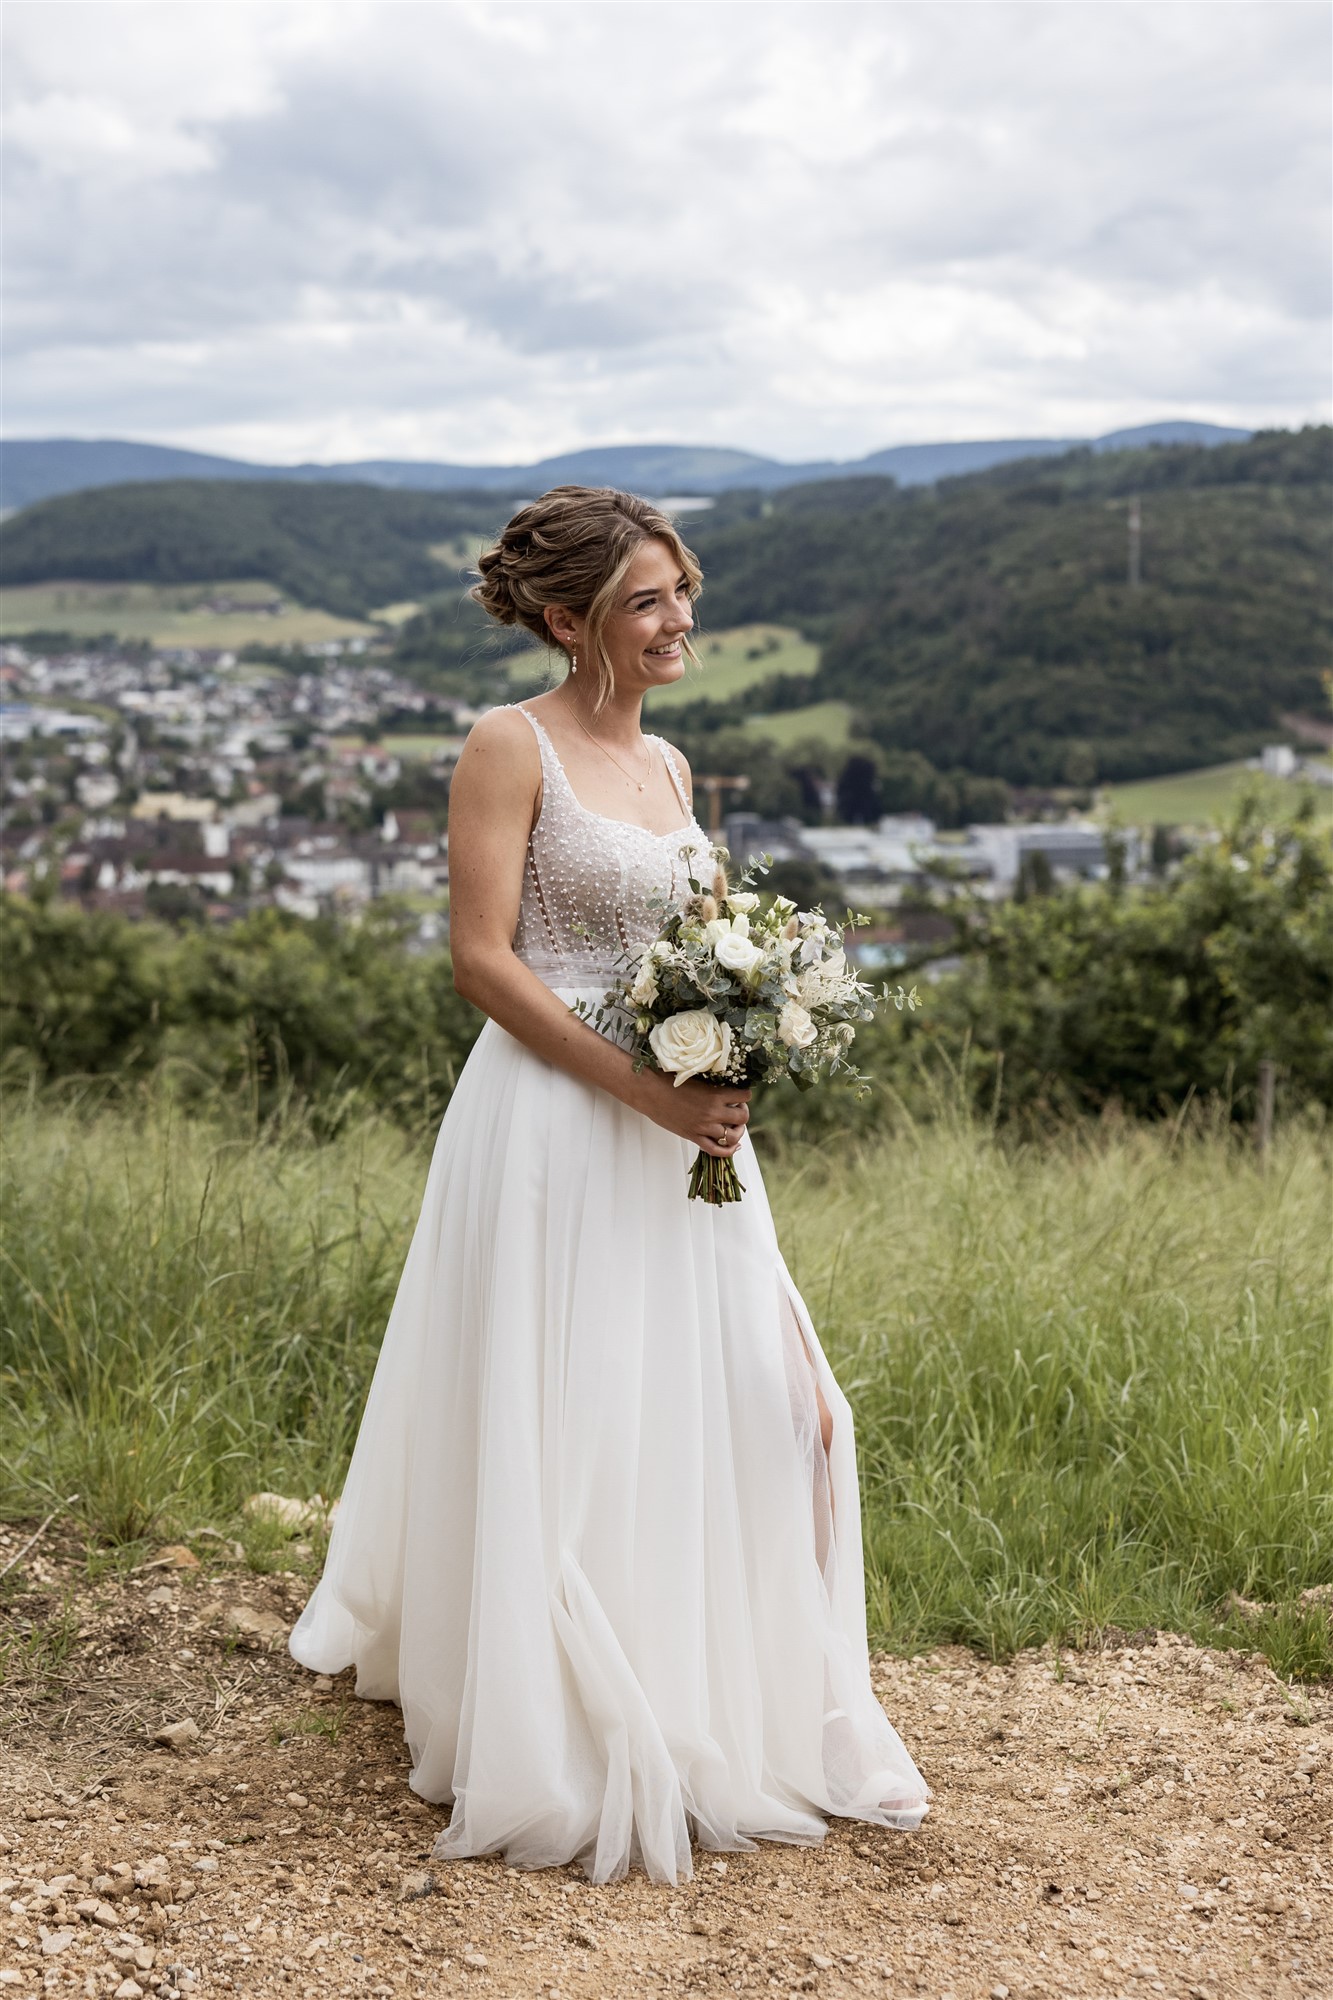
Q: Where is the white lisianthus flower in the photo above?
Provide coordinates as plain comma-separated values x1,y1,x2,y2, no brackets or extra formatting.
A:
629,957,659,1005
651,940,673,961
777,1000,818,1048
798,932,827,967
726,892,760,914
702,914,747,948
649,1008,733,1085
714,931,766,980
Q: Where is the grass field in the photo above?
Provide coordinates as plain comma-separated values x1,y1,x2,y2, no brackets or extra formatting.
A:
0,578,376,649
2,1089,1327,1677
644,624,818,711
505,623,819,707
1100,759,1331,828
743,698,855,751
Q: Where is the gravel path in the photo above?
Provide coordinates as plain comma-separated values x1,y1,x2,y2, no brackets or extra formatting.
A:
0,1534,1328,2000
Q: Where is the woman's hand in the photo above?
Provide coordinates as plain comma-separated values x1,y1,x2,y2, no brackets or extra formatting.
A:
631,1070,751,1155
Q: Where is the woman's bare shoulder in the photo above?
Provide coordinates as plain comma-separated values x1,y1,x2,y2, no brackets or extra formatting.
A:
451,704,541,797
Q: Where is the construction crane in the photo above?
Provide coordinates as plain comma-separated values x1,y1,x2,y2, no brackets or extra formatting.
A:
693,773,751,840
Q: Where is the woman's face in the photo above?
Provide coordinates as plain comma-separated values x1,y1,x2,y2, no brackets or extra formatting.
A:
583,537,696,694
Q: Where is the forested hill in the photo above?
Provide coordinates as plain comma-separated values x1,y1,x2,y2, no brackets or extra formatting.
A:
2,427,1329,784
689,426,1333,783
0,480,523,620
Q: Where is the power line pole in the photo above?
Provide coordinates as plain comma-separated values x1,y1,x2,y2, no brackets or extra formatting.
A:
1128,494,1142,589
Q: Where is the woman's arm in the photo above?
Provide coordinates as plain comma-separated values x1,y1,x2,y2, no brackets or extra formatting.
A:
447,710,747,1156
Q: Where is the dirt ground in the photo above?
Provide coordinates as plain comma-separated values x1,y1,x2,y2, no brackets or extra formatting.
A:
1,1528,1328,2000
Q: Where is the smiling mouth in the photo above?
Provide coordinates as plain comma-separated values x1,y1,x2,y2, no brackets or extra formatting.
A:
645,642,682,657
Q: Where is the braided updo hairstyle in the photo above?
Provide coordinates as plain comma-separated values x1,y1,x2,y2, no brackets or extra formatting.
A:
472,486,702,714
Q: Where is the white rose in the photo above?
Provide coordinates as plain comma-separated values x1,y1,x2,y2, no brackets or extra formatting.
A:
777,1000,818,1049
701,916,733,948
649,1008,733,1086
629,957,659,1005
726,892,759,914
714,931,766,980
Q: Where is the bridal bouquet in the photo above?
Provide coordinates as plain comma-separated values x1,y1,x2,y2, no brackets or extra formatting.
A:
581,853,901,1204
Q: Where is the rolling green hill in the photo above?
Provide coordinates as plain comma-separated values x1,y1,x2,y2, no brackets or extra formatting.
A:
689,427,1333,784
2,429,1327,784
0,480,521,622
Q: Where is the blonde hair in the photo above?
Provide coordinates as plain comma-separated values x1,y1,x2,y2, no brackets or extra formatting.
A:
471,485,702,712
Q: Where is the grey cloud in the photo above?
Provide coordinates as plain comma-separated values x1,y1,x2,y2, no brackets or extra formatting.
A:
2,1,1327,460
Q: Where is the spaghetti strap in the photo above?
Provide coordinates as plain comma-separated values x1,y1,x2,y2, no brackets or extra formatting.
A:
655,737,692,815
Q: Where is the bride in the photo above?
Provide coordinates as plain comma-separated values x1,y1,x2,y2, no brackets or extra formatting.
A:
290,485,929,1882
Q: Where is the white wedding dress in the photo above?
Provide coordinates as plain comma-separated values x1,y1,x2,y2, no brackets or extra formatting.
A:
290,703,929,1882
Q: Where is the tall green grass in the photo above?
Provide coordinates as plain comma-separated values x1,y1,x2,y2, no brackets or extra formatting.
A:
2,1087,1329,1675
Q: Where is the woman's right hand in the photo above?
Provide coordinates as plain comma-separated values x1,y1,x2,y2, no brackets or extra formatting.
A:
631,1069,751,1156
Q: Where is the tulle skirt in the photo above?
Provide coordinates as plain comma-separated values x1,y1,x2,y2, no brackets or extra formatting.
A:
290,988,929,1882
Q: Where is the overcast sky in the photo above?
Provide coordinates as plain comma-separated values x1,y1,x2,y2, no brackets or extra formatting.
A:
3,1,1329,466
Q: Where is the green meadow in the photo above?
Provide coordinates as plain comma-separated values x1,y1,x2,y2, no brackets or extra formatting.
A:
2,1087,1327,1678
744,699,855,751
1100,760,1330,829
0,577,375,649
505,623,818,705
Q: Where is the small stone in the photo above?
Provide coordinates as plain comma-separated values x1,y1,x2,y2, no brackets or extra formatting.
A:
39,1926,76,1954
808,1952,835,1969
284,1793,309,1810
397,1871,434,1901
151,1544,201,1570
990,1987,1011,1999
0,1973,22,1987
145,1586,175,1608
114,1983,144,2000
224,1604,288,1641
93,1903,119,1926
311,1675,334,1693
243,1492,325,1534
154,1720,200,1750
569,1925,598,1949
192,1856,218,1874
462,1952,488,1970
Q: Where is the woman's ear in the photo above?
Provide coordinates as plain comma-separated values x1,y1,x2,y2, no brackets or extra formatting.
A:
544,604,578,649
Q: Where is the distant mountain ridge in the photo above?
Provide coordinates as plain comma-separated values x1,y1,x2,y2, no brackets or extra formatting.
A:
0,421,1251,513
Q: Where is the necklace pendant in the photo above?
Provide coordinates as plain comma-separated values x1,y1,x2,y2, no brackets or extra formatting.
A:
637,781,645,792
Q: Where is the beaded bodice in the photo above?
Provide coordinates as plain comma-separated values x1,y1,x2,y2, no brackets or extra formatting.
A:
511,704,714,987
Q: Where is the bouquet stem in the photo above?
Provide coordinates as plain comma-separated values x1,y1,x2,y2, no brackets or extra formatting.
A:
688,1149,747,1205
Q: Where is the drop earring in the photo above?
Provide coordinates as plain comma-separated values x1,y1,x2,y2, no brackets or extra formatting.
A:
570,648,578,675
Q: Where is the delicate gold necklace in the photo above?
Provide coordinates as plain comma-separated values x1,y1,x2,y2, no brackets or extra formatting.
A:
559,692,655,793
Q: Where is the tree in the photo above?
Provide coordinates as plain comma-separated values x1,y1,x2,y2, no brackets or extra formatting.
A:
836,753,883,824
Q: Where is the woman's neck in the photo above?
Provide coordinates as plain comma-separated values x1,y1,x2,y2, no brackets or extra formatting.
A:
555,675,646,748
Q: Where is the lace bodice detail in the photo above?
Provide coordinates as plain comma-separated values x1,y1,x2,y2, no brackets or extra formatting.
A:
511,704,714,986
